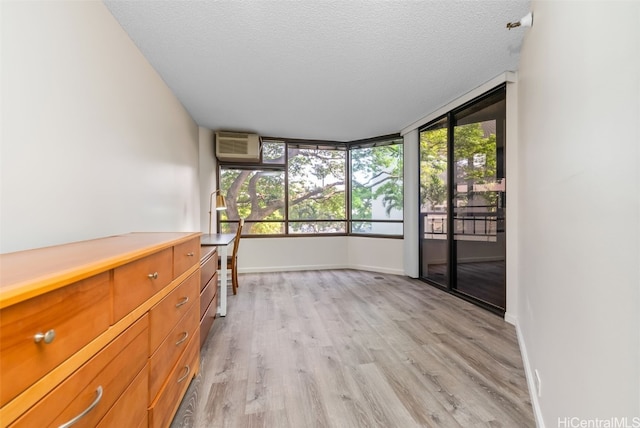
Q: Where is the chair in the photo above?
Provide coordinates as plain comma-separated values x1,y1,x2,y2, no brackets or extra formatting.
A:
219,218,243,295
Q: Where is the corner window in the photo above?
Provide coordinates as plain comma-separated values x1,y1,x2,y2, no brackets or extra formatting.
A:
218,137,403,237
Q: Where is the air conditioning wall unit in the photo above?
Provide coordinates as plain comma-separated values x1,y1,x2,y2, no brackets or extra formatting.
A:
215,131,262,162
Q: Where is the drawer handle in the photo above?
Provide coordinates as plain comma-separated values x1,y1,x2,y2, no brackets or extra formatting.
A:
34,329,56,344
175,297,189,308
148,272,158,280
187,252,194,257
177,365,190,383
58,385,103,428
175,331,189,346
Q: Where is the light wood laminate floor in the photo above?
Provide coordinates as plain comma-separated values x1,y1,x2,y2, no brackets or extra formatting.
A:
172,270,534,428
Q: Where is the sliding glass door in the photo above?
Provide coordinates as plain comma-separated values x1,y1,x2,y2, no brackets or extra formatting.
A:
419,86,506,312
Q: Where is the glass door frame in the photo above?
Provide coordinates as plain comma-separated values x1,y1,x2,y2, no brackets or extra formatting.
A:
418,84,506,315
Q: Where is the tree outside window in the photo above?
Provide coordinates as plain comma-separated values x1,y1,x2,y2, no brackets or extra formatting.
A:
351,144,403,235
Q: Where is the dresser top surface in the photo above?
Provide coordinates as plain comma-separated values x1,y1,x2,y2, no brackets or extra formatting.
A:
0,232,201,308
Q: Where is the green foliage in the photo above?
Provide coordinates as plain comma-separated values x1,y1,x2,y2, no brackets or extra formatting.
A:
262,141,285,163
454,123,498,209
420,121,498,211
288,148,346,221
420,128,448,210
219,169,285,234
351,145,404,220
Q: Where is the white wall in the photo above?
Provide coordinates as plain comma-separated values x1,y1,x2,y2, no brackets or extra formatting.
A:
403,129,420,277
238,236,349,273
238,236,404,275
505,79,520,325
517,1,640,426
348,237,403,275
0,1,200,253
198,127,217,234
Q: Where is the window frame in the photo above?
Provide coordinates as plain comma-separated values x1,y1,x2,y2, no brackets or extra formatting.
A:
348,137,404,237
217,134,404,239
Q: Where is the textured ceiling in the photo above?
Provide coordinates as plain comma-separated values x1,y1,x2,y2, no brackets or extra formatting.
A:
104,0,530,142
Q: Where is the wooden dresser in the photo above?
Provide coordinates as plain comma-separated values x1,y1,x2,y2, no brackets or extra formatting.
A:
0,232,201,428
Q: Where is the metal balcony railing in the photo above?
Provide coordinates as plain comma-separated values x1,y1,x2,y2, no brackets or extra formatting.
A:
421,209,504,242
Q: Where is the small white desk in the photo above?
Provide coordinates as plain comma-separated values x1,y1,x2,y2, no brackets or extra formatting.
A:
201,233,236,317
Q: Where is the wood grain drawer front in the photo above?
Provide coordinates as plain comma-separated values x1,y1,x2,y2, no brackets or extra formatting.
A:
149,304,199,401
10,314,149,428
199,247,217,292
148,332,200,428
96,362,148,428
0,272,111,407
199,291,218,348
174,238,200,279
149,271,199,355
113,248,173,323
199,271,218,319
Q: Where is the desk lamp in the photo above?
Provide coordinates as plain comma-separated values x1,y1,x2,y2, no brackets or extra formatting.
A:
208,189,227,235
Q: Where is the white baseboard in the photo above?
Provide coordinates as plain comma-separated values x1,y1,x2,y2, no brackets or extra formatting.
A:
239,264,404,276
239,264,349,273
348,264,405,276
504,311,517,326
514,320,546,428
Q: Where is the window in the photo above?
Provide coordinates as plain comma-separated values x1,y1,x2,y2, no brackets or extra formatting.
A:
218,137,403,237
350,142,403,235
218,167,285,234
288,145,346,233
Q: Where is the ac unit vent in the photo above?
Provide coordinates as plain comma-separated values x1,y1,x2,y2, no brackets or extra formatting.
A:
219,139,249,155
215,131,261,162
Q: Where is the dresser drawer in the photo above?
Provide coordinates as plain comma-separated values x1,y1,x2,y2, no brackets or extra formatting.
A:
113,248,173,322
174,238,200,279
149,304,199,401
200,246,217,292
96,362,148,428
0,272,111,406
148,332,200,428
149,271,199,355
199,271,218,319
200,290,218,348
10,314,149,427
